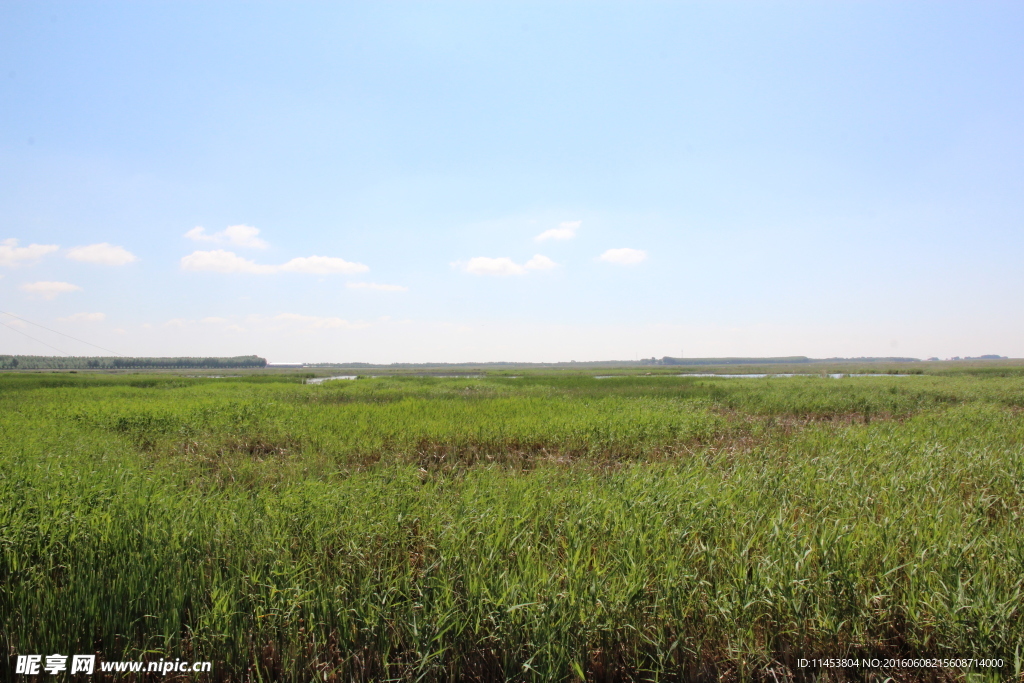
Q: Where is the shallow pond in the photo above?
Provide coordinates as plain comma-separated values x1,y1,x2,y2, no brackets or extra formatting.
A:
306,375,358,384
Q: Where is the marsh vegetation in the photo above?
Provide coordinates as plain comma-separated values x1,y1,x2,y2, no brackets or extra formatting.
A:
1,372,1022,681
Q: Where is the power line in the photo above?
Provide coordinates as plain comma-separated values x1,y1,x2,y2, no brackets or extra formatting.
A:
0,311,122,356
0,321,69,355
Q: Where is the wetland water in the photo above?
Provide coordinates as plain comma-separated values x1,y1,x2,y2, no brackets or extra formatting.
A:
305,375,358,384
679,373,910,379
311,374,911,383
593,373,913,379
308,374,487,383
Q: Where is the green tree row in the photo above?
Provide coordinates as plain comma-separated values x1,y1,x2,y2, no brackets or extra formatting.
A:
0,355,267,370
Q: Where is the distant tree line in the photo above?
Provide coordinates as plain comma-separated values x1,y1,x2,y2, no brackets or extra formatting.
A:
653,356,814,366
651,356,921,366
0,355,267,370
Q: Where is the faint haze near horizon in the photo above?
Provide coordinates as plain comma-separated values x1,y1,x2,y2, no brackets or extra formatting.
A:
2,2,1023,363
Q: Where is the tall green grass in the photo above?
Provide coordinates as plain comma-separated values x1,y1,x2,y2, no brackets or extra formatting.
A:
1,374,1022,681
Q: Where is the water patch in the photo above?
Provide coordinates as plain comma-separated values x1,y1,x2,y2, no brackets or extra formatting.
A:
678,373,911,379
306,375,358,384
363,374,487,379
681,373,778,378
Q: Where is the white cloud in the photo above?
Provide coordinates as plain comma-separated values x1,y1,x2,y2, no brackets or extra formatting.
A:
458,254,558,276
278,255,369,275
534,220,581,242
181,249,272,273
525,254,558,271
185,224,269,249
274,313,370,330
461,257,526,276
598,247,647,265
57,312,106,322
347,282,409,292
196,317,245,332
0,239,59,267
180,250,368,275
19,281,82,300
66,243,137,265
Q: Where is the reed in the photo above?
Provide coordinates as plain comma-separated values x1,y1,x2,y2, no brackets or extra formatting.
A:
1,373,1022,681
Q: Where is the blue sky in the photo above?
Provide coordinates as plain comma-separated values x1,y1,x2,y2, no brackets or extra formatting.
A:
2,2,1022,362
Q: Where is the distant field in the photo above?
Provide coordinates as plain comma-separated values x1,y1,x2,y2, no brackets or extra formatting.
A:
2,372,1022,681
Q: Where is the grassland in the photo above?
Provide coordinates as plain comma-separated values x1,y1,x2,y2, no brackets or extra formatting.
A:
1,371,1023,681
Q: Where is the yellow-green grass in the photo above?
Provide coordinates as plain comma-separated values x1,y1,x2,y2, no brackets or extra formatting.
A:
1,374,1022,681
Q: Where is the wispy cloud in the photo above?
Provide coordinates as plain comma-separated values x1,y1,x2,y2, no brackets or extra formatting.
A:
180,250,368,275
278,256,369,275
461,257,524,276
274,313,370,330
160,317,244,330
347,282,409,292
458,254,558,276
534,220,581,242
66,243,137,265
598,247,647,265
525,254,558,271
185,225,269,249
19,281,82,300
180,250,271,273
57,312,106,322
0,239,59,267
